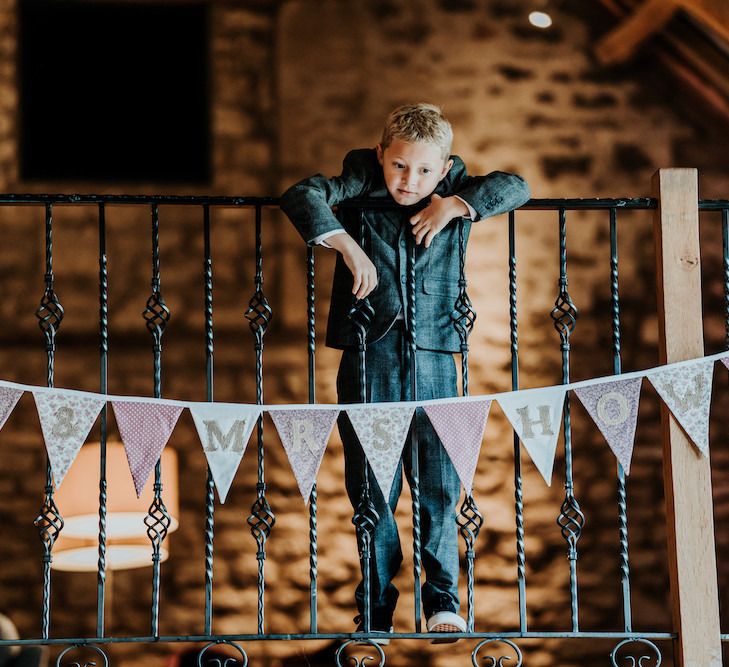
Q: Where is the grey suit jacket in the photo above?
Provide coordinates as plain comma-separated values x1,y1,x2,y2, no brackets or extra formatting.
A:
280,148,530,352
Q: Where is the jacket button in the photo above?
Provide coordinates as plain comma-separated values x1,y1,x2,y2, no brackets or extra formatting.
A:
400,239,406,247
400,275,407,284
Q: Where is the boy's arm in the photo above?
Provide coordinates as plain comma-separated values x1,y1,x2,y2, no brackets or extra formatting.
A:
410,162,531,247
446,160,531,220
280,149,375,244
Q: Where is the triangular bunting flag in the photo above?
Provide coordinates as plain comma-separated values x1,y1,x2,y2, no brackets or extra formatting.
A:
648,359,714,456
574,377,642,474
189,403,260,503
721,356,729,371
497,387,566,485
0,386,23,431
346,405,414,502
112,400,183,496
270,408,339,503
33,390,105,487
423,400,491,495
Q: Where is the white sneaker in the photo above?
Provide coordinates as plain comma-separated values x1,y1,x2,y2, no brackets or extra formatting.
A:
426,611,466,644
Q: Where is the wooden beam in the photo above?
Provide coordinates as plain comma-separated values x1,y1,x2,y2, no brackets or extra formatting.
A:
652,169,722,667
595,0,678,66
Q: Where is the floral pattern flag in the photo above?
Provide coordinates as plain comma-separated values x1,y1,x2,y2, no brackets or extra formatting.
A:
0,386,23,431
574,378,643,474
346,405,414,502
497,387,566,486
189,403,260,503
270,409,339,503
112,400,183,496
648,359,714,456
423,400,491,495
33,390,105,486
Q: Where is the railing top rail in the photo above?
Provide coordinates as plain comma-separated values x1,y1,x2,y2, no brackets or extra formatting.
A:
0,194,725,210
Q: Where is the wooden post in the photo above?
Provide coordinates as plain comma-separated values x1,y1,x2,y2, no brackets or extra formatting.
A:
653,168,722,667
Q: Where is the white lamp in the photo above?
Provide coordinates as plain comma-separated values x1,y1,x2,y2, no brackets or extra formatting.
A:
51,441,179,572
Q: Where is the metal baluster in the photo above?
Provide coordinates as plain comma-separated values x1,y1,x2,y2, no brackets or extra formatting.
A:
348,210,377,634
508,211,527,632
142,204,172,638
306,244,318,633
203,204,215,636
551,208,584,632
406,228,422,633
245,205,274,635
96,202,109,637
723,208,728,351
610,208,632,632
451,219,481,633
34,202,64,640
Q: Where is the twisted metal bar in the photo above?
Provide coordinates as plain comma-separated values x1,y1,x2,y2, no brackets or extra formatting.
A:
723,208,728,351
406,229,423,632
96,203,109,638
197,640,249,667
203,204,215,636
551,208,584,633
143,204,172,638
471,638,523,667
55,644,110,667
348,210,378,634
451,219,481,632
34,202,64,640
610,208,633,632
508,211,527,631
245,205,274,634
610,638,662,666
306,244,319,633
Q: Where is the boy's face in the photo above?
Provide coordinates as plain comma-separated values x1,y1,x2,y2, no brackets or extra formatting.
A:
377,138,453,206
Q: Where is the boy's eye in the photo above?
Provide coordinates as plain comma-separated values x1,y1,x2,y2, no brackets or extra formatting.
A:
393,162,405,169
421,168,431,174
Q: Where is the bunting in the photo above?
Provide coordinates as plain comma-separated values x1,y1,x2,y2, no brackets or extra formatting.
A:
112,400,183,496
0,387,22,431
648,359,714,456
574,377,642,474
33,390,105,486
423,400,491,495
498,387,566,485
270,408,339,503
189,403,260,503
0,353,727,496
346,405,414,501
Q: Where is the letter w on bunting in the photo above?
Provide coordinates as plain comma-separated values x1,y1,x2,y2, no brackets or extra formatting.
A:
346,405,414,502
33,390,105,487
269,409,339,503
189,403,260,503
497,386,566,485
647,359,714,456
573,378,642,474
423,399,491,495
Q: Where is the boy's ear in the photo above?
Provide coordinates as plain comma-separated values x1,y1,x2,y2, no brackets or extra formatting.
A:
376,144,384,165
440,158,454,180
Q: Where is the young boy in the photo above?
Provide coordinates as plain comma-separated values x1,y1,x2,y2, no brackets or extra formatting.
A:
281,104,530,639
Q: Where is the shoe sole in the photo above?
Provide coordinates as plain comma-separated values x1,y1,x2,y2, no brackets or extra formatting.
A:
428,623,462,644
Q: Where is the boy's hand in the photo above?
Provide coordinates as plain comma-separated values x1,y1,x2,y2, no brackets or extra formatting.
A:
409,194,469,248
327,233,378,299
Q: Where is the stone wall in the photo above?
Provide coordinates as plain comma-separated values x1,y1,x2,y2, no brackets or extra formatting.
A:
0,1,728,666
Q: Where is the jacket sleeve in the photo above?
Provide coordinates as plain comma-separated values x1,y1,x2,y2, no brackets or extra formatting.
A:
443,156,531,220
279,149,375,244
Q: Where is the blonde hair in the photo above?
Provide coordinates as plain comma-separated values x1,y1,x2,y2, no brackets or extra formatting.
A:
380,103,453,159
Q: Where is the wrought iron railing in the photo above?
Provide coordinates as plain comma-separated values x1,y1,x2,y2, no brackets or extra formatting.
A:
0,182,726,667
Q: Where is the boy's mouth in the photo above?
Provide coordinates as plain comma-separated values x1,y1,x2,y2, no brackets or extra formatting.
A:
398,189,417,196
